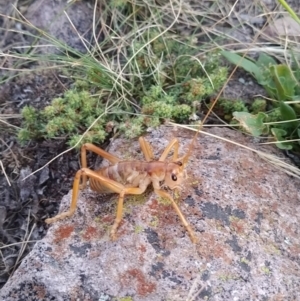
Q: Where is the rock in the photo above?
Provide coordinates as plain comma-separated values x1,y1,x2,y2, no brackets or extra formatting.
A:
1,126,299,300
24,0,98,54
262,15,300,43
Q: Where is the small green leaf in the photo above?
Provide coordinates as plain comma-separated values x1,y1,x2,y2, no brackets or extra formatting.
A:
256,53,277,69
271,128,293,150
279,101,299,129
233,111,268,137
221,51,262,82
270,65,297,100
291,50,300,82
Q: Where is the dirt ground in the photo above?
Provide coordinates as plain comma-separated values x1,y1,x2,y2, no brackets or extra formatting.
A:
0,0,299,290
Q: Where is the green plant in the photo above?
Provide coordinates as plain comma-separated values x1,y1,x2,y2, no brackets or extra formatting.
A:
212,98,248,121
251,98,267,114
18,90,108,147
222,51,300,151
18,41,227,147
12,1,229,147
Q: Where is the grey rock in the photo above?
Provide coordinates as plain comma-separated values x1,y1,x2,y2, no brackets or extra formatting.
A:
1,126,299,301
25,0,98,54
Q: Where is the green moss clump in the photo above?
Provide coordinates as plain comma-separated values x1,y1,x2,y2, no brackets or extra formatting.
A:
118,117,144,139
118,297,133,301
18,90,108,148
251,98,267,114
212,98,248,121
265,107,281,123
140,85,193,122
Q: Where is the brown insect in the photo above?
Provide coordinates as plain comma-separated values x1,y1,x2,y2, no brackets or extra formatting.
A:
44,59,230,243
45,134,198,243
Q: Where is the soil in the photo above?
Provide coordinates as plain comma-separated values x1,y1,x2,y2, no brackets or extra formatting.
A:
0,0,84,286
0,0,299,290
0,71,77,286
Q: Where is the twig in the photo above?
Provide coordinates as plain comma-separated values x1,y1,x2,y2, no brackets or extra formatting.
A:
0,160,11,186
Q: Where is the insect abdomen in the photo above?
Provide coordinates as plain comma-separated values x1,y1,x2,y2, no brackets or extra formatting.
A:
89,161,164,193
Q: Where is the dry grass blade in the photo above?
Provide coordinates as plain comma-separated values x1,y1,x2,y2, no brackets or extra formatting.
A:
0,115,21,130
0,241,38,250
10,211,36,277
172,122,300,179
186,273,205,301
0,160,11,186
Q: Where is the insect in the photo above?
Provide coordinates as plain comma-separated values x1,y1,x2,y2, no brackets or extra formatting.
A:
45,134,198,243
44,79,226,243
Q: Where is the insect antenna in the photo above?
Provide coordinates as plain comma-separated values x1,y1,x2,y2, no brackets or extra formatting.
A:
181,96,222,167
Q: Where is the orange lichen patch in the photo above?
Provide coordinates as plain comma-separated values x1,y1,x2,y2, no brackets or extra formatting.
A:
33,285,46,299
138,244,146,253
198,232,232,263
236,201,248,212
122,268,156,296
288,244,300,258
82,226,98,240
101,214,115,223
148,199,177,220
88,249,102,260
270,202,279,212
230,218,246,235
148,199,159,210
137,244,146,263
146,197,192,239
53,225,74,243
250,183,269,199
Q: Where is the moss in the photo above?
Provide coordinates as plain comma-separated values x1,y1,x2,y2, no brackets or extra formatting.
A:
261,266,271,275
251,98,267,114
118,297,133,301
157,196,172,206
211,98,248,121
149,216,159,228
240,257,250,265
18,89,109,148
134,225,144,234
123,193,149,215
265,108,281,123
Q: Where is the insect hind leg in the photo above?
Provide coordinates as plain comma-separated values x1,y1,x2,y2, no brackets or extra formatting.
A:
80,143,121,189
45,168,123,224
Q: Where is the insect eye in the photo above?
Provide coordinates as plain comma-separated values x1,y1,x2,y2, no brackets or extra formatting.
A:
171,174,177,181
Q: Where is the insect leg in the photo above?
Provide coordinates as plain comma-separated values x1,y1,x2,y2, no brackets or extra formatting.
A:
158,138,179,162
154,188,197,243
110,186,147,241
45,168,124,224
138,137,154,162
80,143,121,189
46,168,148,241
